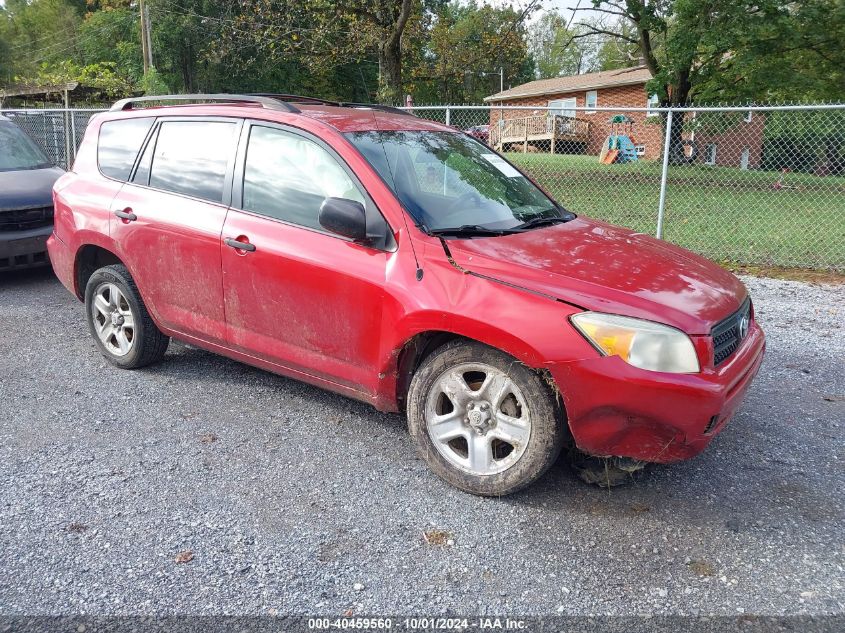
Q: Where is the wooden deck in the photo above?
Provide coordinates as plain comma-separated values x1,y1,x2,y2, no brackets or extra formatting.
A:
489,115,591,153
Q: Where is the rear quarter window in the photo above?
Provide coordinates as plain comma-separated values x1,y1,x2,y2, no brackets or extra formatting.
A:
98,117,155,181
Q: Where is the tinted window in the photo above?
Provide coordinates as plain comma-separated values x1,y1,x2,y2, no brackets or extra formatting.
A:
98,118,154,180
149,121,236,203
242,125,364,230
0,121,51,171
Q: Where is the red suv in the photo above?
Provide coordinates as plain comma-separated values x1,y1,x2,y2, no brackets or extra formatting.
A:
48,94,765,496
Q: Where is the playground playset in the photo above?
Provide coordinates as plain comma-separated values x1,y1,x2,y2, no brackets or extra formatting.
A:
599,114,639,164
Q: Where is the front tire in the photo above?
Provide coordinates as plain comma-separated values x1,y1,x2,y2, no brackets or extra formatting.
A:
85,264,169,369
407,340,565,496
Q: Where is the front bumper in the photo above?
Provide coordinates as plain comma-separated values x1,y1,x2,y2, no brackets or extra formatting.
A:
550,321,766,463
0,224,53,270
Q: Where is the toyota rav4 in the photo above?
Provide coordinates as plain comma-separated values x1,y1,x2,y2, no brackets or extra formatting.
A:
48,94,765,496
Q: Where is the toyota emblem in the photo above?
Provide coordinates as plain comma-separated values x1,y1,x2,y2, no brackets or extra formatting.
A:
739,313,750,339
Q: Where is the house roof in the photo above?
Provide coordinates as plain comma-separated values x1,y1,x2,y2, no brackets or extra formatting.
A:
484,66,652,102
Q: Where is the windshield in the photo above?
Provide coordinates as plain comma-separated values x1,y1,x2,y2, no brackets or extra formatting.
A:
346,130,571,233
0,121,52,171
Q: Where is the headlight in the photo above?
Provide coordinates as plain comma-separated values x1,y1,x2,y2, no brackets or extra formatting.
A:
570,312,700,373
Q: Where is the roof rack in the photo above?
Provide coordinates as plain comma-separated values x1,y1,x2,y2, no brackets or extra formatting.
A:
341,102,415,117
249,93,335,105
249,93,415,117
109,93,414,118
110,94,300,113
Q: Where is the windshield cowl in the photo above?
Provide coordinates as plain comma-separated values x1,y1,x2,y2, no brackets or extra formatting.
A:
426,212,576,238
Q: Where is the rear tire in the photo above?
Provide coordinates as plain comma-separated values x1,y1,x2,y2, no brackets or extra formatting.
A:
407,340,565,496
84,264,169,369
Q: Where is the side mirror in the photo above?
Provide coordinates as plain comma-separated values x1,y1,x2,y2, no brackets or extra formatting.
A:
319,197,368,242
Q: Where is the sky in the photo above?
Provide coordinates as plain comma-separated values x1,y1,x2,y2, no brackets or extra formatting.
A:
497,0,602,26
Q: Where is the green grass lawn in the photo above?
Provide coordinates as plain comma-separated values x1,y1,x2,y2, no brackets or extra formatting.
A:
506,153,845,270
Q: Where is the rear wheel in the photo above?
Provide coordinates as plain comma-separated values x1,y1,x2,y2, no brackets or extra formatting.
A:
84,264,169,369
407,341,565,496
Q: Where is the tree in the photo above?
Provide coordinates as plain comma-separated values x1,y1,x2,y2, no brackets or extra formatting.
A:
572,0,845,162
355,0,415,102
216,0,417,103
0,0,84,81
528,11,641,79
528,11,588,78
418,1,535,102
574,0,844,104
76,4,141,87
593,18,639,71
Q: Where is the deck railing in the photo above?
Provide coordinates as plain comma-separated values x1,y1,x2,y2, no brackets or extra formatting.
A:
489,114,591,148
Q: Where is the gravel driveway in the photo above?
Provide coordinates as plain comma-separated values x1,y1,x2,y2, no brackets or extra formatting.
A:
0,269,843,617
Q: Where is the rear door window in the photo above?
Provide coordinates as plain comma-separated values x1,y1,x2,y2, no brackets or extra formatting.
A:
148,121,236,203
98,118,155,180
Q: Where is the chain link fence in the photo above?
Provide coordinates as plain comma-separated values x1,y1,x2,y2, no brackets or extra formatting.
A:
3,103,843,271
411,104,845,272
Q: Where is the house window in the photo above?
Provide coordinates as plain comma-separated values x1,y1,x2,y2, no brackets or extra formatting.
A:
635,144,646,156
585,90,597,113
706,143,718,165
646,94,660,117
548,97,576,118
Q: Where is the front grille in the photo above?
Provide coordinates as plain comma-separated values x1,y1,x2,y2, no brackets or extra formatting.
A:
0,206,54,232
711,297,752,366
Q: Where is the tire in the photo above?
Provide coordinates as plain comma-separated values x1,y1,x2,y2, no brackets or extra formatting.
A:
407,340,566,496
84,264,169,369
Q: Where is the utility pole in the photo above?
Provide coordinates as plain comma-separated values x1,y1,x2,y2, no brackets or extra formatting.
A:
139,0,154,76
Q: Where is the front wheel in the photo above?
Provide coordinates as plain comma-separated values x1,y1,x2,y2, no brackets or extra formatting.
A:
407,341,566,496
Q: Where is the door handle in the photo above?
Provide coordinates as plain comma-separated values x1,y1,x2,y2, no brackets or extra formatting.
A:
114,208,137,221
224,237,256,252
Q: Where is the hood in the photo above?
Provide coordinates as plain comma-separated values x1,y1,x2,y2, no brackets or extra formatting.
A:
0,166,65,212
442,217,747,335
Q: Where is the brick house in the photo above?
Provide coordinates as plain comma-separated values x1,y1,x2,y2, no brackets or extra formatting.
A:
484,66,765,167
692,110,766,170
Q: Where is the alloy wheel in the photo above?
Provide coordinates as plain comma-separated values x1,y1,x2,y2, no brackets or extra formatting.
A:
424,362,531,476
90,282,135,357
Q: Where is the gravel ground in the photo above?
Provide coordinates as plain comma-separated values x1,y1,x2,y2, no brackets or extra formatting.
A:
0,269,843,617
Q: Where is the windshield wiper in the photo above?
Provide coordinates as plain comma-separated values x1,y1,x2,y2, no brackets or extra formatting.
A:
428,224,520,238
514,214,573,231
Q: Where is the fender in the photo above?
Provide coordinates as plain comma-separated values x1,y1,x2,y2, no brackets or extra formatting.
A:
370,259,598,412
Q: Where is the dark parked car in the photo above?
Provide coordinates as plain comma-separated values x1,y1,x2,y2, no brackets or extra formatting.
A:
0,114,64,270
465,124,490,143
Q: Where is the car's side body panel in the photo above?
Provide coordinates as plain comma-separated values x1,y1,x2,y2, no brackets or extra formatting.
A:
51,170,122,293
220,208,392,392
108,182,231,344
